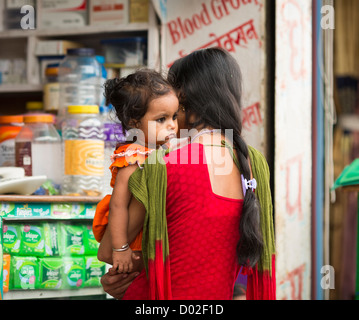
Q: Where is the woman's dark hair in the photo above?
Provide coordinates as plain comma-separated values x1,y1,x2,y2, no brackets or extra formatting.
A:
168,47,263,268
104,68,173,133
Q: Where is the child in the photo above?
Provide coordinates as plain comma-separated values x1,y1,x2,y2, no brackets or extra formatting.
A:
93,69,179,274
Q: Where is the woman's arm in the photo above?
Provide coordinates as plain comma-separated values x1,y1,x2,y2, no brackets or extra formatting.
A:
101,270,141,300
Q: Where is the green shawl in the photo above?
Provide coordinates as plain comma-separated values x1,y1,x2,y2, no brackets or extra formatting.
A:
128,144,276,299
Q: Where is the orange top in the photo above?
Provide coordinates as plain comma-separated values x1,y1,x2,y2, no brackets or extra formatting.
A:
24,114,54,123
109,143,154,188
0,115,23,124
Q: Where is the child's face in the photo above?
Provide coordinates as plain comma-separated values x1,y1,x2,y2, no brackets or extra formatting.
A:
137,91,179,148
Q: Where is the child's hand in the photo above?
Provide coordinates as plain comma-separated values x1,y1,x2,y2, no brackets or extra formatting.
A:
111,248,138,273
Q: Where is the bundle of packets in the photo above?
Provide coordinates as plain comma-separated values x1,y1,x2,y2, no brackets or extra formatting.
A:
2,222,105,290
6,255,106,290
2,222,99,257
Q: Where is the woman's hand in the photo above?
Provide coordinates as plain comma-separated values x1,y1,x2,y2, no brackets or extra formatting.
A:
101,269,140,300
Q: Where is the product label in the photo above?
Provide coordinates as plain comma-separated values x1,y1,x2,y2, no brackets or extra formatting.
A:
18,265,36,288
64,258,85,289
21,225,45,256
61,83,97,106
64,140,104,176
84,225,99,255
3,225,21,253
103,122,126,143
44,223,59,256
12,257,39,290
62,224,85,255
43,82,59,111
15,141,32,176
42,0,86,11
39,258,63,289
84,256,105,287
0,126,22,166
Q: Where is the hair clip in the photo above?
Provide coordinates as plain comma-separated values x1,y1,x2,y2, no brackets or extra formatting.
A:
241,175,257,196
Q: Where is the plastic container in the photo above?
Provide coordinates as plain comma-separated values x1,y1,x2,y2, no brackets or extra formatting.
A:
95,56,107,109
101,37,147,66
61,105,104,196
15,114,62,193
57,48,102,126
43,63,60,114
100,105,126,195
26,101,43,114
0,115,24,167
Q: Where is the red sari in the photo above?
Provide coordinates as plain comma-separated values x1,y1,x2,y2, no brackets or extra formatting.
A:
123,143,257,300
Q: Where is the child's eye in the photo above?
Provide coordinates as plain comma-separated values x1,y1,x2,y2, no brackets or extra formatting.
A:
173,113,178,120
156,117,166,123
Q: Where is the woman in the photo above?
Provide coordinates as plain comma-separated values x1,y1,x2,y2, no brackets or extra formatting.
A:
98,47,276,300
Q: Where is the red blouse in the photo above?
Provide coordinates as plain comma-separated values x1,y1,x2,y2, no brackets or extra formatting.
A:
123,143,243,300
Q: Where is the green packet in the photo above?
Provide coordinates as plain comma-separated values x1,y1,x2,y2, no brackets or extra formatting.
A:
10,256,39,290
43,222,60,257
59,223,85,256
3,224,21,254
63,257,85,289
84,256,106,288
39,257,64,290
20,224,45,257
83,224,99,255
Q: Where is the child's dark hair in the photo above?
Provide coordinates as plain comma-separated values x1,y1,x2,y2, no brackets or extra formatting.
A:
168,47,264,269
104,69,173,133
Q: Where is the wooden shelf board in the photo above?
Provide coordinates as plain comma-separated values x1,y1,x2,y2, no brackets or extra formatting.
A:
4,287,106,300
0,195,102,204
0,84,43,93
0,23,149,39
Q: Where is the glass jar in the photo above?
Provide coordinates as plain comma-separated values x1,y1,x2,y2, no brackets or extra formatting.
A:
0,115,24,167
15,114,62,193
43,63,60,114
61,105,104,196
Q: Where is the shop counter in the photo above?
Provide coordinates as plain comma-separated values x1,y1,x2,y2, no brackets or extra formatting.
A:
0,195,108,300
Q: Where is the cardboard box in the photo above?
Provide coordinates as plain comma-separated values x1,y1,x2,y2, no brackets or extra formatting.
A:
130,0,149,23
41,0,86,11
6,0,35,9
89,0,128,26
35,40,83,56
40,0,88,29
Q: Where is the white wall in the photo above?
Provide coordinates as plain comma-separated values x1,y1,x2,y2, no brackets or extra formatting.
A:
275,0,312,300
161,0,268,154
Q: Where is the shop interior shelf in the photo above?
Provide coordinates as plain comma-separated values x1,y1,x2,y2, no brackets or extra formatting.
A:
0,23,149,39
0,195,102,204
0,84,43,93
3,287,106,300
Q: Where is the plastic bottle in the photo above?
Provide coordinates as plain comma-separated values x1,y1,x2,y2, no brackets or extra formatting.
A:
62,105,104,196
100,105,127,195
96,55,107,109
0,115,24,167
15,114,62,194
43,63,60,114
25,101,43,114
57,48,102,128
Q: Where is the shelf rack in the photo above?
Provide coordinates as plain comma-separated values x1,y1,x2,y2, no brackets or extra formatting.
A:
0,195,106,300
